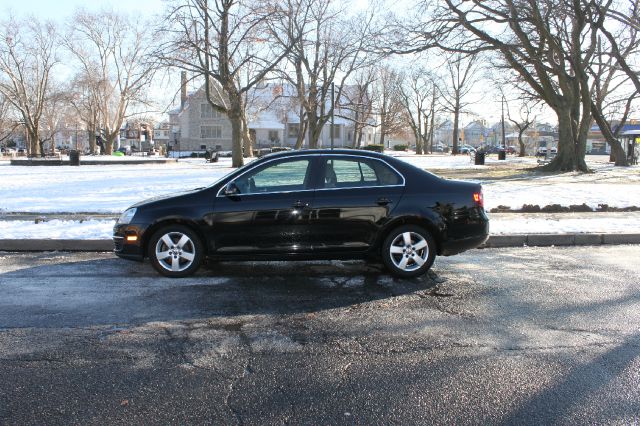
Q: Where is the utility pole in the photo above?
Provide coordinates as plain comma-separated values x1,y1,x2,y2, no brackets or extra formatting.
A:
501,95,506,148
330,81,335,150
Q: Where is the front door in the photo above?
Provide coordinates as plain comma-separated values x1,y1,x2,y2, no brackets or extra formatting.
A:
208,157,316,255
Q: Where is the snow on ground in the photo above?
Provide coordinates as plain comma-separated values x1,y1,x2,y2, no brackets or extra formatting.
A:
2,213,639,239
1,153,639,239
493,214,640,235
0,220,112,239
0,158,240,213
1,154,638,214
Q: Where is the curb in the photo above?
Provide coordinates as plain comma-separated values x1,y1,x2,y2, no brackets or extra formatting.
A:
0,239,113,251
1,234,640,252
481,233,640,248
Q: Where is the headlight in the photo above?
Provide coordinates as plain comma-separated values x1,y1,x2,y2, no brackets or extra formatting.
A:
118,208,137,224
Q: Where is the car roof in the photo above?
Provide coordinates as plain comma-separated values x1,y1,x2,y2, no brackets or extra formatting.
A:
260,148,389,160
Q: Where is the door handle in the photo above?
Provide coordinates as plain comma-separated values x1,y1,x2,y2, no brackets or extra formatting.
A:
292,200,309,208
376,197,392,206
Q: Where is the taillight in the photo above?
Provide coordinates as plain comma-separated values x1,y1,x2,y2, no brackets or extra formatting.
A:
473,191,484,208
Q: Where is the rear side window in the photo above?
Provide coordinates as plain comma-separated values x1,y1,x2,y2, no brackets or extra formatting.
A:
323,158,402,188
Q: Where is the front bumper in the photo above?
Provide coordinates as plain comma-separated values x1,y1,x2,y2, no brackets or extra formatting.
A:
113,223,145,261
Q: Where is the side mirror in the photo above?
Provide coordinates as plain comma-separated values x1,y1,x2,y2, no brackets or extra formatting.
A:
223,181,240,196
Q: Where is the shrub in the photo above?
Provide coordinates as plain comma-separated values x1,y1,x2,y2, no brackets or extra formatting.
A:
362,144,384,153
393,144,407,151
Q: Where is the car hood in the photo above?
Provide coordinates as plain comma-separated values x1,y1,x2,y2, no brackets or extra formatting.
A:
130,187,207,209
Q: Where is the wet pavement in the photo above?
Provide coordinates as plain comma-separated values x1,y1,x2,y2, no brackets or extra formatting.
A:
0,246,639,425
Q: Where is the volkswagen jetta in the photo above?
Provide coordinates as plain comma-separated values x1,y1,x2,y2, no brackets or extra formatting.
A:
113,149,489,278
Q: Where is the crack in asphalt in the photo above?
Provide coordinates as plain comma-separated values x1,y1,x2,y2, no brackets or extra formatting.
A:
224,361,251,425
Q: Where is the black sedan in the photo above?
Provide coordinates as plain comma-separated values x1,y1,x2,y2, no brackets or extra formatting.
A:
113,149,489,278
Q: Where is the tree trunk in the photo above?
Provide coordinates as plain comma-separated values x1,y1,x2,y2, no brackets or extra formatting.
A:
308,114,321,149
295,104,306,149
88,129,96,154
415,106,423,155
543,108,588,172
591,101,629,167
518,129,526,157
105,135,115,155
240,113,253,157
428,107,435,154
227,99,245,167
452,106,460,155
29,129,39,157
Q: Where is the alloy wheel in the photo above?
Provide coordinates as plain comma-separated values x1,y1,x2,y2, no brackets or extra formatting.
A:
388,231,430,272
154,231,197,272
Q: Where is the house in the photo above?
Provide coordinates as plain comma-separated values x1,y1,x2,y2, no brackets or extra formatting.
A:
119,120,155,151
169,79,376,153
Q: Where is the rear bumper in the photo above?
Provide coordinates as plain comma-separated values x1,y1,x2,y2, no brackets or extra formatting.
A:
440,233,489,256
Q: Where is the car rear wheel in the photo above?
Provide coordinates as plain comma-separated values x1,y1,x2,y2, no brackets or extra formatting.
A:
148,225,203,278
382,225,435,278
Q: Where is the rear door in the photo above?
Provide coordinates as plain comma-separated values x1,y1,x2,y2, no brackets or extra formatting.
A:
309,155,405,253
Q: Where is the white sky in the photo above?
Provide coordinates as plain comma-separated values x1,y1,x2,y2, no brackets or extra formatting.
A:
0,0,555,127
0,0,165,20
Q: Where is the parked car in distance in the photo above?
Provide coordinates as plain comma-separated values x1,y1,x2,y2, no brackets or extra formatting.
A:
257,146,292,157
459,145,476,154
114,149,489,278
506,146,517,154
536,147,557,157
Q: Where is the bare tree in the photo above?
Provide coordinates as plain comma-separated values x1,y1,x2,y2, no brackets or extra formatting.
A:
273,0,377,149
0,94,18,148
395,0,609,171
38,88,69,155
338,68,375,149
67,72,102,154
374,65,405,148
398,66,439,154
506,99,538,157
437,53,480,155
0,17,59,157
65,9,157,155
158,0,295,167
588,1,640,166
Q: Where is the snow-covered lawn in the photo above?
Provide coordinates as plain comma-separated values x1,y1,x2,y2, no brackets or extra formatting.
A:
1,154,639,239
2,213,639,239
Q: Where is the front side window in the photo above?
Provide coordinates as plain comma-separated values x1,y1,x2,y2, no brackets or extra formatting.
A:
235,159,310,194
323,158,401,188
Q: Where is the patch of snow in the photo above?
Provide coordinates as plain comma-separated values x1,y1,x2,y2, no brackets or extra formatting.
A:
0,220,114,239
490,215,640,235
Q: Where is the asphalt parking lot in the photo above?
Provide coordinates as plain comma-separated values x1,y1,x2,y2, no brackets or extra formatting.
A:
0,246,639,425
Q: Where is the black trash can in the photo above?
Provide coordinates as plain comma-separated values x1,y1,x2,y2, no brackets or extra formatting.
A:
69,150,80,166
474,152,485,165
498,150,506,160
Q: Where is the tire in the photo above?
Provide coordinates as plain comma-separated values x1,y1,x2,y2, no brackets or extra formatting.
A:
148,225,203,278
381,225,436,278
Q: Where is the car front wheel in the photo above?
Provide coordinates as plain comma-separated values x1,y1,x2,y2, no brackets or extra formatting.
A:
148,225,203,278
382,225,436,278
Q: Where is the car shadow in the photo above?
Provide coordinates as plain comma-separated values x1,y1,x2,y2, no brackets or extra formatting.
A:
0,256,442,328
